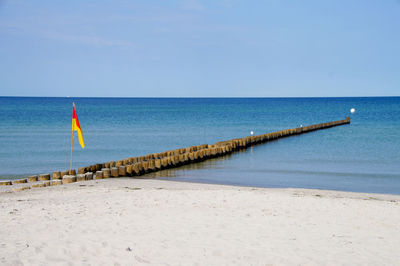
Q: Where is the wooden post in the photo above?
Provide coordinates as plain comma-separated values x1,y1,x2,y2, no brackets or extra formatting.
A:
70,102,75,171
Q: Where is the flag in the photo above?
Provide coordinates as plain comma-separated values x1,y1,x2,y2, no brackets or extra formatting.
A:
72,103,85,148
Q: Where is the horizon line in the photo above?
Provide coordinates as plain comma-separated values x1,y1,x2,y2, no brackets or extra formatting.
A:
1,95,399,99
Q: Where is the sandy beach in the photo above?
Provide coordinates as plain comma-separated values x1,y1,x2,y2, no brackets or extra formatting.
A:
1,178,399,265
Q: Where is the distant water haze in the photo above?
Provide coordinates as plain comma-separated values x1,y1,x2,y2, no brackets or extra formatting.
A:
0,97,399,194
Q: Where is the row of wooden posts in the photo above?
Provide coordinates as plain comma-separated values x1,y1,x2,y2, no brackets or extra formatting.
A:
0,117,350,187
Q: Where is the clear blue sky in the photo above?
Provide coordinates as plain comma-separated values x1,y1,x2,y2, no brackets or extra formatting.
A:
0,0,399,97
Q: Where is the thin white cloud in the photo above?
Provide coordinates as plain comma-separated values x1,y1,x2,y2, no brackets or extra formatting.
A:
0,23,135,48
180,0,204,11
219,0,234,8
43,32,135,48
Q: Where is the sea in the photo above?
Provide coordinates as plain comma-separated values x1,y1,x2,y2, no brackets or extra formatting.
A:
0,97,399,194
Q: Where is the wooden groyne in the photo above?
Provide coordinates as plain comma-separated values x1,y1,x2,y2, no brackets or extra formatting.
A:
0,117,350,190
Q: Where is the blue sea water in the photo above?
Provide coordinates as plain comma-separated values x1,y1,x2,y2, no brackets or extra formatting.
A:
0,97,399,194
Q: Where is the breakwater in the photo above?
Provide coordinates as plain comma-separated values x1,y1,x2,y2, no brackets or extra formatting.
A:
0,117,350,190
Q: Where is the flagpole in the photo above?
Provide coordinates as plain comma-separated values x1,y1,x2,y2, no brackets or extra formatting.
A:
70,103,74,171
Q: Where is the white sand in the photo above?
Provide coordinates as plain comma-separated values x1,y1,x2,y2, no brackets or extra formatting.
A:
1,178,399,265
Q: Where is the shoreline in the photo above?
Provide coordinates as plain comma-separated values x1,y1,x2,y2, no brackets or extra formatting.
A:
3,174,400,197
155,177,400,197
1,178,399,265
2,176,400,203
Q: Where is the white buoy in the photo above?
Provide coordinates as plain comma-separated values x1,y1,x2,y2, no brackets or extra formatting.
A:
350,108,355,114
250,131,254,135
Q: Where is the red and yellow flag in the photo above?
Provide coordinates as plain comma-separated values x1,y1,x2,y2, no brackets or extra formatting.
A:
72,103,85,148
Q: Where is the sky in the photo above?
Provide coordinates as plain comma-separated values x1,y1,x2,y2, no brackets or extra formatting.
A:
0,0,399,97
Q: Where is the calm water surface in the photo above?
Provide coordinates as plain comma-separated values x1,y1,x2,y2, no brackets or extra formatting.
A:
0,97,399,194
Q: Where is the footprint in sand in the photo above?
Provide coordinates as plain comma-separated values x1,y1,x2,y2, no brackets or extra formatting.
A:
35,247,41,253
135,255,150,263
